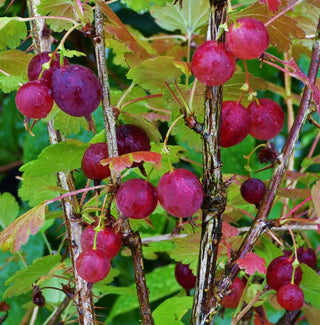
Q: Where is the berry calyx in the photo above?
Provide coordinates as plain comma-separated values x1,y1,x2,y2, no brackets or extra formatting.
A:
157,168,204,218
221,277,246,309
266,255,303,291
240,178,266,204
51,64,102,117
116,178,158,219
15,81,54,119
191,40,236,86
81,143,110,181
226,17,269,60
276,283,304,311
174,262,196,290
248,98,285,140
28,51,70,88
75,248,110,283
221,101,250,148
81,225,121,260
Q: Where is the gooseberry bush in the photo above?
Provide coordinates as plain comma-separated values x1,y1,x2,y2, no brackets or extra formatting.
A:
0,0,320,324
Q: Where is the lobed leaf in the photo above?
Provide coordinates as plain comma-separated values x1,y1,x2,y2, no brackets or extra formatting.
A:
3,254,61,298
0,18,27,50
0,203,46,253
237,252,267,275
300,263,320,308
0,193,19,229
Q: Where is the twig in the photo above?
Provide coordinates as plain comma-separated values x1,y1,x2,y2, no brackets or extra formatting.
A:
219,15,320,298
47,296,71,325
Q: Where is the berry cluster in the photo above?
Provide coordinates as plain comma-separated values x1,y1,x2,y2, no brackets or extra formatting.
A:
15,51,102,119
267,247,317,311
76,224,122,283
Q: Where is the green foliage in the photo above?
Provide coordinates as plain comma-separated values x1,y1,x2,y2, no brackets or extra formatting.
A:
0,192,19,228
300,263,320,309
121,0,167,13
4,254,61,299
0,18,27,50
153,296,193,324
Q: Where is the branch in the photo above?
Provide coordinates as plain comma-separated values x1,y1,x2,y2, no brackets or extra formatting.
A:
94,3,153,324
191,1,229,324
27,1,95,324
219,16,320,296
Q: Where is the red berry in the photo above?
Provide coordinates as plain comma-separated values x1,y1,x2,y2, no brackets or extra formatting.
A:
52,65,102,117
221,277,245,309
28,51,70,88
81,225,121,260
15,81,54,119
297,247,317,269
81,143,110,181
75,248,110,283
116,178,158,219
191,40,236,86
226,17,269,60
266,256,303,291
221,101,250,148
157,168,204,218
116,124,151,167
276,283,304,311
240,178,266,204
174,262,196,290
248,98,285,140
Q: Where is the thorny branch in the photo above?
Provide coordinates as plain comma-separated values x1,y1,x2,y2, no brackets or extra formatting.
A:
94,2,154,323
27,1,95,324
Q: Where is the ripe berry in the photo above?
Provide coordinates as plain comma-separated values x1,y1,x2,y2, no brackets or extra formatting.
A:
266,255,303,291
276,283,304,311
75,248,110,283
15,81,54,119
81,225,121,260
191,40,236,86
248,98,285,140
28,51,70,87
52,64,102,117
221,277,245,309
240,178,266,204
116,124,151,167
116,178,158,219
81,143,110,181
174,262,196,290
221,101,250,147
226,17,269,60
157,168,204,218
297,247,317,269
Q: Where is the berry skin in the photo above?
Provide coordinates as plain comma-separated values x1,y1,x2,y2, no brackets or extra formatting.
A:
240,178,266,204
221,278,245,309
266,255,303,291
175,262,196,290
75,248,110,283
297,247,317,269
81,143,110,181
51,64,102,117
81,225,121,260
221,101,250,148
191,40,236,86
157,168,204,218
116,178,158,219
116,124,151,167
15,81,54,119
28,51,70,87
276,283,304,311
226,17,269,60
248,98,285,140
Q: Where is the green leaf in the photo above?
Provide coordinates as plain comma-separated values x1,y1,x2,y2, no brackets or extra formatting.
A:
153,296,193,324
0,193,19,228
0,203,46,253
300,263,320,308
0,75,25,93
150,0,208,34
3,254,61,298
0,50,33,77
19,174,60,207
54,110,88,136
254,236,283,266
121,0,151,12
127,56,182,92
0,18,27,50
20,142,88,176
106,264,181,322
